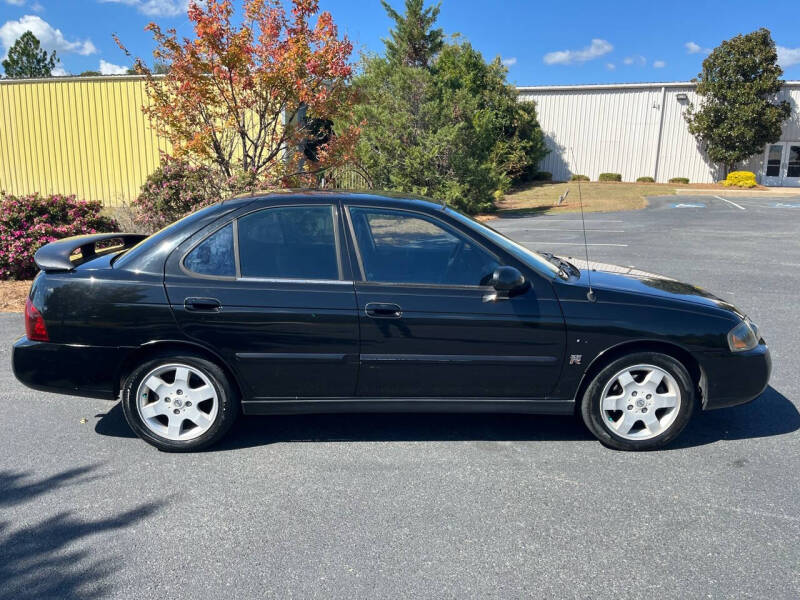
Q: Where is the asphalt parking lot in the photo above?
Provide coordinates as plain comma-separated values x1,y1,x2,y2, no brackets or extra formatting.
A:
1,193,799,599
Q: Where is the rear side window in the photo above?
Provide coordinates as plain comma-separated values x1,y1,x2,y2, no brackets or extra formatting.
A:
237,205,340,280
184,223,235,277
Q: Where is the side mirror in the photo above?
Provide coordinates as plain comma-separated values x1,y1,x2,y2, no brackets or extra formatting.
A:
487,266,528,300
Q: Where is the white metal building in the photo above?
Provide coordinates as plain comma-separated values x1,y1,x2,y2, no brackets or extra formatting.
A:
517,81,800,186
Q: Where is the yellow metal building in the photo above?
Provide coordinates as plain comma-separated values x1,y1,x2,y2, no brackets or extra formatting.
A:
0,75,168,206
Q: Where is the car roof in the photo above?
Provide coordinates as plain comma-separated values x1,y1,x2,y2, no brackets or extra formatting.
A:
224,189,446,212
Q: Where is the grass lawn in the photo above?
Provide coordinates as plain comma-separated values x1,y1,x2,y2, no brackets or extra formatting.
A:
495,181,679,216
0,280,31,312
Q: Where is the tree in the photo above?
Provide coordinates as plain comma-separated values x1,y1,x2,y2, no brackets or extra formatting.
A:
685,28,790,174
349,4,547,214
117,0,358,187
381,0,443,68
2,31,58,79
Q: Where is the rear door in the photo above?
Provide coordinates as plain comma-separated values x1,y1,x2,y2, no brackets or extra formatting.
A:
164,199,359,400
343,204,565,399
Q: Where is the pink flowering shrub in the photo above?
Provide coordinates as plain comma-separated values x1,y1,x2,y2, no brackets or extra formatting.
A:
0,193,119,280
133,159,221,232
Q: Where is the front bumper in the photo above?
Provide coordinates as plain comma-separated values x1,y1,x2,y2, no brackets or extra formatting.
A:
697,343,772,410
12,336,129,400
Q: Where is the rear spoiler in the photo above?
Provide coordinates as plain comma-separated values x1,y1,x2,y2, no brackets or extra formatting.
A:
34,233,148,273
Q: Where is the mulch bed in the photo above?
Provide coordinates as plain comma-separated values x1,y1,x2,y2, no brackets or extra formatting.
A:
0,280,32,312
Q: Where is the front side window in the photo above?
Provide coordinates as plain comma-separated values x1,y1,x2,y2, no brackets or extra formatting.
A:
184,222,235,277
348,207,499,286
237,205,340,280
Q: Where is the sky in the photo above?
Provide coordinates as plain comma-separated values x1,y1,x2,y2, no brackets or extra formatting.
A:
1,0,799,84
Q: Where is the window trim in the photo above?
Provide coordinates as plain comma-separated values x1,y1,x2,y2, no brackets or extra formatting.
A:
181,203,347,283
344,205,501,289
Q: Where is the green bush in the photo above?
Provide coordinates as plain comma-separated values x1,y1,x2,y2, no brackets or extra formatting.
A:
570,174,589,181
531,171,553,181
669,177,690,184
598,173,622,182
636,176,655,183
722,171,757,188
133,159,221,232
0,193,118,280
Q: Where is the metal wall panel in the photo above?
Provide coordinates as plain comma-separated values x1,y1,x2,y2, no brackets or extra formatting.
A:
520,82,800,184
0,76,167,206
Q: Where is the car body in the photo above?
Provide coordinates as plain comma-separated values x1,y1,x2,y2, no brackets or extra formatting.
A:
12,191,771,451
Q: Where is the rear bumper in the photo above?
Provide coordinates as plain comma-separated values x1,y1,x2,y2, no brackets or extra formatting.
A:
12,336,128,400
697,343,772,410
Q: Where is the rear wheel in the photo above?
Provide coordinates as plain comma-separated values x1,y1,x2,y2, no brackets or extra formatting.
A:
580,352,695,451
122,353,239,452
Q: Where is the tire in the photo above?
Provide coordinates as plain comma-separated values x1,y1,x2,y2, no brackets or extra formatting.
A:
122,352,239,452
580,352,696,451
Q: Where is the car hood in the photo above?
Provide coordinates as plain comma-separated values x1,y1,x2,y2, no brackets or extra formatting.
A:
559,257,744,317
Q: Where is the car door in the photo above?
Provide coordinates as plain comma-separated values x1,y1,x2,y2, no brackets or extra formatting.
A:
343,203,565,399
164,199,359,400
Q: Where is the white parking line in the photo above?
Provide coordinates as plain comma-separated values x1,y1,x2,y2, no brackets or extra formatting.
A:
714,195,746,210
525,242,629,247
522,228,625,233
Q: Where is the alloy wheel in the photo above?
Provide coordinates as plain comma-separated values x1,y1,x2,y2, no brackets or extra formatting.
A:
135,363,219,441
599,364,682,440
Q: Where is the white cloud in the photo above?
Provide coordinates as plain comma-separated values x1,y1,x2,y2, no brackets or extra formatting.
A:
0,15,97,59
778,46,800,68
606,62,615,70
653,60,666,68
623,55,646,66
52,65,68,76
99,59,128,74
501,57,517,67
685,41,711,55
98,0,191,17
3,0,44,10
543,39,612,65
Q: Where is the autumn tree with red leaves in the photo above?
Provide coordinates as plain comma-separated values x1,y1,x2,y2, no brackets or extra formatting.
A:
118,0,358,188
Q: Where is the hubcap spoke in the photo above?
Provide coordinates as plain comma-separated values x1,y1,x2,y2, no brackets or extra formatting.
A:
652,392,678,409
174,367,190,386
186,410,213,429
617,371,635,389
190,384,213,401
614,412,636,435
143,375,169,397
642,369,665,390
167,416,183,439
642,410,661,435
602,393,624,411
140,401,165,419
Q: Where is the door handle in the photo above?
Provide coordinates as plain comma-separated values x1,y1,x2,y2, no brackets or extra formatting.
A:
184,297,222,312
365,302,403,318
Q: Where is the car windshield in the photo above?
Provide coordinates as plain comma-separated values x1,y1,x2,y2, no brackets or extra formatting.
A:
445,208,563,277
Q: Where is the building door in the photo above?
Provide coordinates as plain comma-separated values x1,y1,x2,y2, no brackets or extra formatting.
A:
763,142,800,187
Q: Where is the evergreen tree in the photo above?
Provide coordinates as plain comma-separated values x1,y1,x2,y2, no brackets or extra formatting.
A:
2,31,58,79
381,0,444,68
686,28,790,174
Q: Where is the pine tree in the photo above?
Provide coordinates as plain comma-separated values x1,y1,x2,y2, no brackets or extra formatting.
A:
381,0,444,68
2,31,59,79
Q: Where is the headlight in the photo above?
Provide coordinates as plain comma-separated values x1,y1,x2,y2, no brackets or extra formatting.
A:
727,319,758,352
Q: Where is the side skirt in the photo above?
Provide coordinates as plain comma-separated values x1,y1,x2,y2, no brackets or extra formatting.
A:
240,398,575,416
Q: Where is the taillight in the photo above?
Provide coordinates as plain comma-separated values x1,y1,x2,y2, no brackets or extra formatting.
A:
25,297,49,342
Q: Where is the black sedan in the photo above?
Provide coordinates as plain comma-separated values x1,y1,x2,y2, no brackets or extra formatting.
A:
13,191,771,452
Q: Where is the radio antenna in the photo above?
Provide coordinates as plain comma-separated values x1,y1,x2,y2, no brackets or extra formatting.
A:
570,147,596,302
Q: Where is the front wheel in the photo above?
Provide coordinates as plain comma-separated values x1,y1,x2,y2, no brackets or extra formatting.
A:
122,353,239,452
580,352,696,451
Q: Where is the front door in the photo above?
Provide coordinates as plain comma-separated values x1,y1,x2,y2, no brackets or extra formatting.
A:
763,142,800,187
344,204,565,399
164,201,359,400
